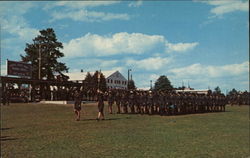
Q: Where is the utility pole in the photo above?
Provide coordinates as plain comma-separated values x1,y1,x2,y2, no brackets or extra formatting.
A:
150,80,152,90
38,44,41,80
127,69,131,89
97,69,101,91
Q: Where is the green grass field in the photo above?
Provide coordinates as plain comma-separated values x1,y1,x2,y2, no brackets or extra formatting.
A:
1,103,249,158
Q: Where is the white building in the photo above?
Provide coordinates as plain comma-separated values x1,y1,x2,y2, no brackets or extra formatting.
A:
65,70,127,90
106,71,127,89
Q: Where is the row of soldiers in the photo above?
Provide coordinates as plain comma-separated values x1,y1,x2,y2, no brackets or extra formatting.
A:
227,92,250,106
105,90,227,115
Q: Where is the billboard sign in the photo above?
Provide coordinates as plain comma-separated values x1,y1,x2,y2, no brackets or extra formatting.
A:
7,60,32,77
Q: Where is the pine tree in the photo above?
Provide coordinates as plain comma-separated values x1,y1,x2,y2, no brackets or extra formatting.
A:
21,28,68,80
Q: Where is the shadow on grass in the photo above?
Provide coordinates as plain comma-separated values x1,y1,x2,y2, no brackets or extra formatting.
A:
0,136,18,141
0,127,12,131
81,117,131,122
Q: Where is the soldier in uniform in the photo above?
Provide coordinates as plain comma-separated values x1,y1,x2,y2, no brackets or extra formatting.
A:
159,91,165,116
73,90,82,121
128,91,135,114
153,91,160,114
141,91,148,114
121,90,128,113
171,92,177,115
178,92,184,114
164,92,171,115
115,90,121,114
182,93,186,114
148,91,154,115
107,90,114,114
97,90,105,120
136,91,142,114
222,94,227,111
144,91,150,114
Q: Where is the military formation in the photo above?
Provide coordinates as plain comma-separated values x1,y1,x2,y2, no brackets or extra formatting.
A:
105,90,227,115
227,92,250,106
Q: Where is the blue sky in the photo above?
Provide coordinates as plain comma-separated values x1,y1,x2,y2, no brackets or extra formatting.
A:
0,1,249,93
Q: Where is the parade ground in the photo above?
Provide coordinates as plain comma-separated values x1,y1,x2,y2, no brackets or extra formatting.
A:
1,103,249,158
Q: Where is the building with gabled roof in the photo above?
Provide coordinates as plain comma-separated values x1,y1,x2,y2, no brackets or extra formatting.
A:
106,71,127,89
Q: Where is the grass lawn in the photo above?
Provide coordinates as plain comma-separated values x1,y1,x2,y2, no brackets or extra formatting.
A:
1,103,249,158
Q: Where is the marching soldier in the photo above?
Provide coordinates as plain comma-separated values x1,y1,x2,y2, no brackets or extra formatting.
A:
97,90,105,120
73,90,82,121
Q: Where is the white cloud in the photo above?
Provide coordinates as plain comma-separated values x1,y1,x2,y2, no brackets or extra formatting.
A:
128,1,143,7
51,9,130,22
167,61,249,91
65,58,119,72
44,1,119,10
126,57,172,71
199,0,249,17
149,74,160,81
169,61,249,78
63,32,198,57
166,42,199,53
1,64,7,76
100,60,118,68
0,2,34,16
44,1,130,22
0,2,38,42
63,32,165,57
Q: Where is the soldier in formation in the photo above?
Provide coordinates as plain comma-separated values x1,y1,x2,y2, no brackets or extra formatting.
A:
107,90,115,114
107,90,227,116
227,92,250,106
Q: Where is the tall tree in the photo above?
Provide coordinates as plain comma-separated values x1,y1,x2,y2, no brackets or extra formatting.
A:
228,88,238,96
92,71,107,92
99,73,107,92
154,75,173,91
214,86,221,94
84,72,93,91
21,28,68,80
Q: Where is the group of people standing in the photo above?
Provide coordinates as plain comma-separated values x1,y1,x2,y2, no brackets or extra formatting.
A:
106,90,227,116
73,89,228,121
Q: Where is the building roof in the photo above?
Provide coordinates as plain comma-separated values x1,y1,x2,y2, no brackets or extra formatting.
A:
106,71,127,81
